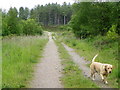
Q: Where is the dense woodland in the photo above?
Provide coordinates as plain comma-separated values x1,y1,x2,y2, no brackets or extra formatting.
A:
30,2,72,25
1,1,119,39
70,2,119,39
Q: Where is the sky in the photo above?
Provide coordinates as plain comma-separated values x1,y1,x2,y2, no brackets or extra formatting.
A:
0,0,74,11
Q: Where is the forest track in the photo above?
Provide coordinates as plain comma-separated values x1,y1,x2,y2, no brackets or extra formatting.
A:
62,43,112,88
29,32,63,88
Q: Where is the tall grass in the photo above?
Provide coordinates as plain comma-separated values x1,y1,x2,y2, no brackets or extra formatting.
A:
2,36,48,88
57,31,118,88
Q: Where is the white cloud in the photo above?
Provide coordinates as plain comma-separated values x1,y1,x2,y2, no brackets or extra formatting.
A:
0,0,74,11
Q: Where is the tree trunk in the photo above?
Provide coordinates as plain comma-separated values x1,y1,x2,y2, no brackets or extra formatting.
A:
54,13,57,25
57,17,60,25
64,15,66,25
49,11,50,25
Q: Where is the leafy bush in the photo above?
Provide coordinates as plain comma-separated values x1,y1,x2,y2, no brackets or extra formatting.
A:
21,19,43,35
2,8,43,36
70,2,119,38
2,8,22,36
59,25,72,31
107,25,118,39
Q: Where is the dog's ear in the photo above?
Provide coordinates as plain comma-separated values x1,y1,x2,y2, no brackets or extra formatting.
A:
105,65,108,68
104,65,108,71
102,65,107,69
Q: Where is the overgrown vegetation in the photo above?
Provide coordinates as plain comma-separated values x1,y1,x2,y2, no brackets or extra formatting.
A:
2,36,48,88
56,30,118,88
70,2,119,39
55,39,98,88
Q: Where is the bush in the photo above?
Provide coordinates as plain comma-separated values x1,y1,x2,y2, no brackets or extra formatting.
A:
21,19,43,35
2,8,43,36
59,25,72,31
107,25,118,39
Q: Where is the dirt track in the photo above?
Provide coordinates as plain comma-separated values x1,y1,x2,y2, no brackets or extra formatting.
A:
30,32,63,88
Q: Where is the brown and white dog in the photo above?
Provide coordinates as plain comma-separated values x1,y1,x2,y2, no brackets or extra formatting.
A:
90,54,113,84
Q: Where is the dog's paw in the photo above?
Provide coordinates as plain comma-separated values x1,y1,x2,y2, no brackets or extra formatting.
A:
103,81,108,84
105,81,108,84
92,78,95,81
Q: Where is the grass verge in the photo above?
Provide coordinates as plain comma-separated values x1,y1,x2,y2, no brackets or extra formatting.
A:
55,40,98,88
2,36,48,88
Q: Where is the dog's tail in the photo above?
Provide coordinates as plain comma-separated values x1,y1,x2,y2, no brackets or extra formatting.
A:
92,54,98,63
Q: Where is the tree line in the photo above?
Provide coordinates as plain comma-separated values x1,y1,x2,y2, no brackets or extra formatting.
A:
30,2,72,26
70,2,119,39
2,2,73,36
2,2,119,37
2,7,42,36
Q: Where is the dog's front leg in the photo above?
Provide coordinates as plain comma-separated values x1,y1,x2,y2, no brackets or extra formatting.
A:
104,76,108,84
100,74,104,81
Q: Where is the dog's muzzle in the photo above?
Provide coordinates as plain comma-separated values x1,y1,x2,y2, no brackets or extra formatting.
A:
109,71,112,73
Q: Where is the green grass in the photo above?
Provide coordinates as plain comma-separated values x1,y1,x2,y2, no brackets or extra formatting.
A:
55,40,98,88
2,36,48,88
57,31,118,88
0,38,1,89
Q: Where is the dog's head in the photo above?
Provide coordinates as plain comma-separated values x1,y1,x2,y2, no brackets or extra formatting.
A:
105,64,113,73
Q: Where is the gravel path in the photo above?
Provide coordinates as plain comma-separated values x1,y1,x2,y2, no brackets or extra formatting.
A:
62,43,111,88
30,32,63,88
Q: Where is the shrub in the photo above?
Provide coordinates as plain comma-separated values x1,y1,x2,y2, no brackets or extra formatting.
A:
107,25,118,39
21,19,43,35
